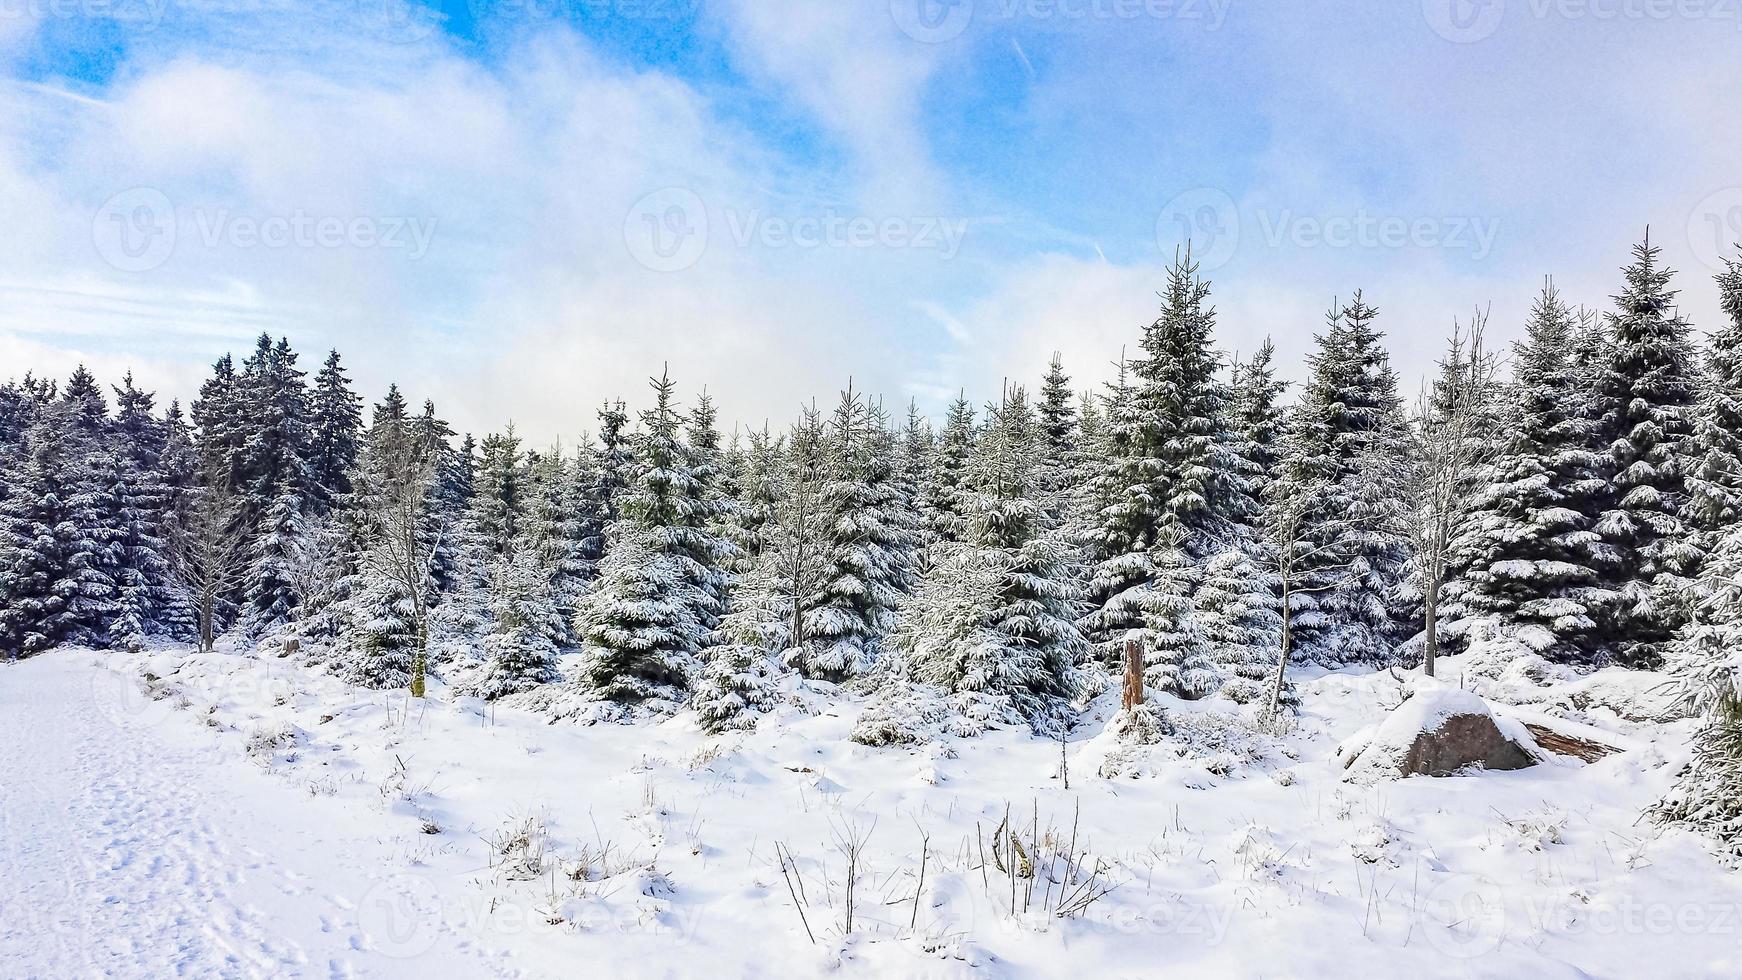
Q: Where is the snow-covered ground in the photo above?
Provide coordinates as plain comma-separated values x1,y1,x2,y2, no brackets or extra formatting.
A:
4,647,1740,979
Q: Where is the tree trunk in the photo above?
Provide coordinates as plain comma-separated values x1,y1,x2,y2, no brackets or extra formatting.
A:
1120,637,1143,712
1267,585,1293,718
199,594,215,653
1424,579,1440,678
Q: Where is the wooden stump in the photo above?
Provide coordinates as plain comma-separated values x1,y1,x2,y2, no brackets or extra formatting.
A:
1121,637,1143,711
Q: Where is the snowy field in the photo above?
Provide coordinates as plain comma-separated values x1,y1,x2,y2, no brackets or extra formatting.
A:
3,647,1739,980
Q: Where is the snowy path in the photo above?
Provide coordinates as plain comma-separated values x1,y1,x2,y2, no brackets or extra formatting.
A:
0,655,508,980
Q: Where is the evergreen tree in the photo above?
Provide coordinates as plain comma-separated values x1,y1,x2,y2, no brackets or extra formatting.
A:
306,350,363,513
1230,339,1288,500
902,387,1083,720
920,393,975,546
1082,251,1243,664
693,559,788,733
1653,520,1742,853
595,399,633,526
106,373,173,644
576,370,723,703
0,401,118,654
468,549,563,699
472,428,526,558
1280,294,1413,665
790,386,916,680
237,334,312,518
1449,283,1612,662
1686,253,1742,547
1196,547,1283,703
1592,236,1704,666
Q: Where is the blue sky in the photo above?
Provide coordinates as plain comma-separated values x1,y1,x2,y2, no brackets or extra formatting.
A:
2,0,1738,443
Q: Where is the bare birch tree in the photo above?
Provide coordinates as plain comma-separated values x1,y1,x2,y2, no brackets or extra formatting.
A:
167,481,250,652
1406,312,1501,677
1261,475,1356,718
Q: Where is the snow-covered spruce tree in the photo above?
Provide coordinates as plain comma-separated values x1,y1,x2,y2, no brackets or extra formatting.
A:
1280,294,1413,665
470,427,525,559
896,400,938,566
692,558,788,733
1591,236,1705,667
1447,282,1613,663
685,390,740,635
722,424,784,576
920,392,976,547
1035,353,1082,515
153,402,202,640
1082,250,1243,666
901,387,1084,722
789,387,916,681
1196,547,1283,704
1652,520,1742,853
1686,252,1742,551
0,398,119,654
466,548,562,700
412,400,470,600
1138,530,1219,699
105,373,174,646
1230,339,1288,495
306,349,362,515
594,399,634,527
576,370,726,703
192,353,248,495
520,445,594,638
246,490,308,631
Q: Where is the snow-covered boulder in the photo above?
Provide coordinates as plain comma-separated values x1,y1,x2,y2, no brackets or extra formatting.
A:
1338,685,1548,782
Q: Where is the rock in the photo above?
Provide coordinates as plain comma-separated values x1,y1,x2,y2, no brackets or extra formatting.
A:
1339,685,1548,782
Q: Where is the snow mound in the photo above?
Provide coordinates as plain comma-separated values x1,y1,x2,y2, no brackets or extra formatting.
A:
1338,683,1549,783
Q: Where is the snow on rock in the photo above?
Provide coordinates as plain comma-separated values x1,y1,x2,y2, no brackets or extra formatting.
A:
1338,683,1550,782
